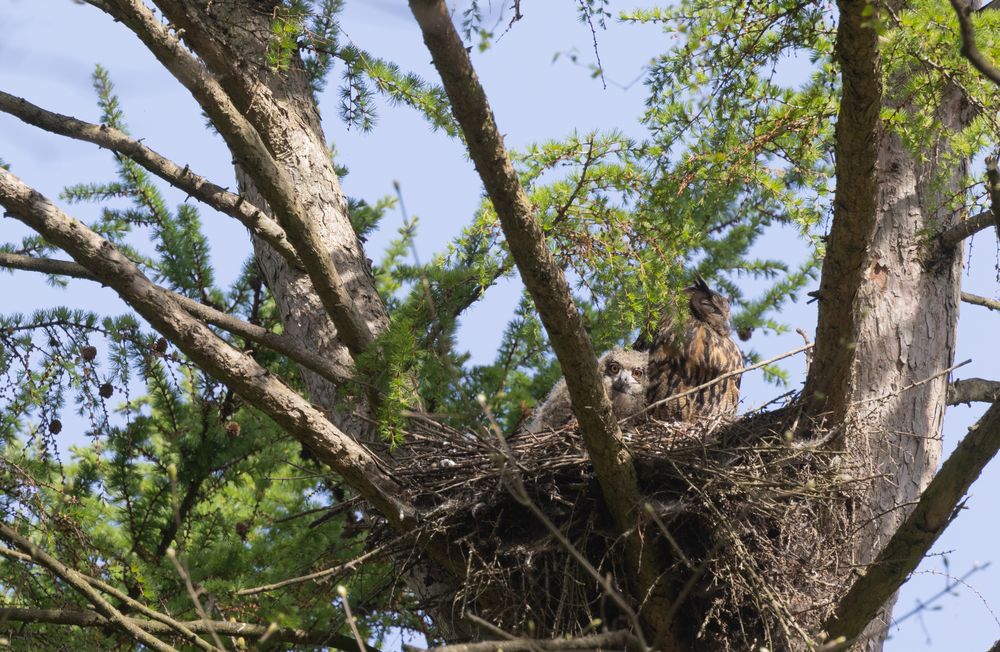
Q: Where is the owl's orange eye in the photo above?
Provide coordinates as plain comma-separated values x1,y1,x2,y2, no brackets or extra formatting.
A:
608,362,621,374
632,369,643,379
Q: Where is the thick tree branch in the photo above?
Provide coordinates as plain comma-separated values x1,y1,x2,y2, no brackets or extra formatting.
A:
0,252,352,385
937,209,996,249
823,400,1000,644
962,291,1000,310
407,2,676,646
0,607,368,650
0,523,177,652
951,0,1000,86
803,0,883,419
410,630,641,652
948,378,1000,404
0,90,302,268
0,167,413,534
99,0,375,357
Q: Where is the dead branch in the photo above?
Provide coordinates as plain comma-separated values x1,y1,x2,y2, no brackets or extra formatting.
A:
0,252,352,384
0,90,301,269
962,291,1000,311
236,542,394,596
950,0,1000,86
0,607,369,650
99,0,376,356
948,378,1000,405
406,2,677,646
0,524,178,652
822,399,1000,645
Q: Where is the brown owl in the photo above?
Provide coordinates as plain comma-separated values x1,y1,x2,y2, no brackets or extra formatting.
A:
646,277,743,422
528,347,649,432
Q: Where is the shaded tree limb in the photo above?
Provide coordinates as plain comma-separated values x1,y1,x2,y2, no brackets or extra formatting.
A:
0,524,178,652
962,291,1000,310
407,2,677,646
822,399,1000,645
0,90,302,269
951,0,1000,86
0,548,217,652
0,607,370,650
0,167,414,537
98,0,376,357
0,252,353,385
408,630,641,652
948,378,1000,405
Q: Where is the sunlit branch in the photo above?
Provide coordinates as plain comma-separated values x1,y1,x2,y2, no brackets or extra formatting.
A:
0,90,302,269
98,0,376,357
962,291,1000,311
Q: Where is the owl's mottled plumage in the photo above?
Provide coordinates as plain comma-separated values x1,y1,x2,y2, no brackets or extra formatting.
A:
647,277,743,422
528,347,649,432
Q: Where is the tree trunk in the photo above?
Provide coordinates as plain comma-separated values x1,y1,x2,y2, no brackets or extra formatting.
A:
806,2,971,648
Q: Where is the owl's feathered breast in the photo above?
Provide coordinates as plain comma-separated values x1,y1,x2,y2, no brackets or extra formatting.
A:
647,319,742,422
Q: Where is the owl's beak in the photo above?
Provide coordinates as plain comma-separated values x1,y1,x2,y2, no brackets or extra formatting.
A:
612,374,630,393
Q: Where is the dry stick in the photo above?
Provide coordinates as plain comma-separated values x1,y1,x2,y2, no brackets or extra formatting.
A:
409,4,676,646
0,252,353,385
237,542,394,596
476,397,651,652
0,607,371,650
0,90,302,269
640,343,815,417
165,549,227,651
822,399,1000,646
0,547,219,652
854,359,971,408
962,291,1000,311
101,0,376,357
336,585,368,652
0,523,177,652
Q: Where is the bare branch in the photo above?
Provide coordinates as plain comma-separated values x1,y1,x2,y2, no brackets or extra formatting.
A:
0,166,412,533
950,0,1000,86
0,90,302,268
410,630,641,652
948,378,1000,405
407,2,677,645
822,399,1000,644
101,0,376,356
236,542,393,596
0,252,353,385
962,291,1000,311
0,524,178,652
0,607,369,650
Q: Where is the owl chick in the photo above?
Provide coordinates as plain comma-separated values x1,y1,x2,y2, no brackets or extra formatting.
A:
528,347,649,432
646,277,743,422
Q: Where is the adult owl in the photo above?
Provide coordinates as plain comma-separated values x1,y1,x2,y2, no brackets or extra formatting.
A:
646,277,743,422
528,347,649,432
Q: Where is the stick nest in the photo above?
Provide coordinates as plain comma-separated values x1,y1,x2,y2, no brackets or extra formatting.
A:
381,404,869,651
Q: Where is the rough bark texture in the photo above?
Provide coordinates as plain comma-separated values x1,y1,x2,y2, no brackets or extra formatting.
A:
806,2,971,649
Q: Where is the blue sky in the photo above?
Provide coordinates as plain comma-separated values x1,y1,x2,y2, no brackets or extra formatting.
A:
1,1,999,649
